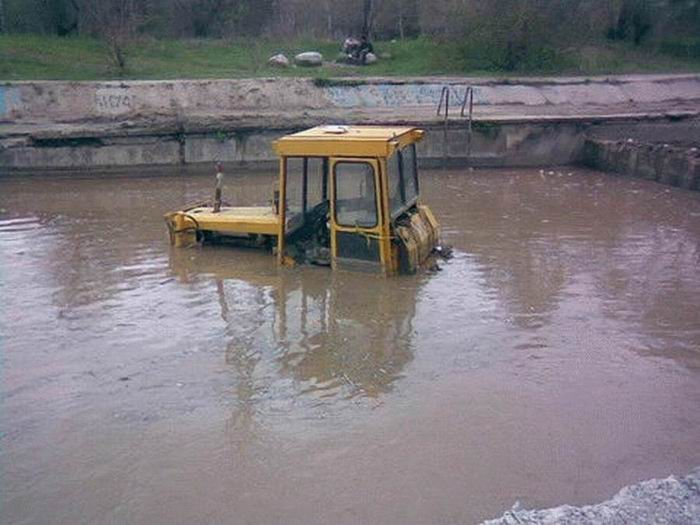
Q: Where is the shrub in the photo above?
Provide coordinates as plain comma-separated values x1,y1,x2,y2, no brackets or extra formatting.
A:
453,3,573,73
659,37,700,60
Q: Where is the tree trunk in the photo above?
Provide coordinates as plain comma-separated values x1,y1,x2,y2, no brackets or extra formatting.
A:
0,0,5,33
109,37,127,72
325,0,333,38
610,0,625,34
362,0,372,38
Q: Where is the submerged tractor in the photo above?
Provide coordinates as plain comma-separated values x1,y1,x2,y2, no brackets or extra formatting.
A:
165,126,441,276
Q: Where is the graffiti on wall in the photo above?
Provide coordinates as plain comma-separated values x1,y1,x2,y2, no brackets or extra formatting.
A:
95,88,135,114
0,87,5,116
0,86,22,119
324,83,483,108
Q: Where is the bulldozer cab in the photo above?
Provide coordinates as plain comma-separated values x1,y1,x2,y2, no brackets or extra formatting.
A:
275,125,437,274
166,125,439,276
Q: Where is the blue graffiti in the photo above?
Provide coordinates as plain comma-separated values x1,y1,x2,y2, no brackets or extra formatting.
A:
0,86,6,116
325,83,481,108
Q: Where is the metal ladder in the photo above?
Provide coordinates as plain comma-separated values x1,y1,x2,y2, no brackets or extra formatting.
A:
437,85,475,167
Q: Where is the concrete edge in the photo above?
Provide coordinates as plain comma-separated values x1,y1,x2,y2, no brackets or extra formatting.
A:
5,111,698,141
2,73,698,87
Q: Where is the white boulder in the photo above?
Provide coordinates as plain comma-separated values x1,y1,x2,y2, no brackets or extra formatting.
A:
268,53,290,68
295,51,323,67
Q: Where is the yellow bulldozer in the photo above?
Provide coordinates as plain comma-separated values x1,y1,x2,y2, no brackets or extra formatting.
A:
165,125,441,276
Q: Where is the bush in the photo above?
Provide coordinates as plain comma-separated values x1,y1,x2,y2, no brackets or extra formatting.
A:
456,33,570,72
452,4,573,73
606,0,653,45
659,38,700,60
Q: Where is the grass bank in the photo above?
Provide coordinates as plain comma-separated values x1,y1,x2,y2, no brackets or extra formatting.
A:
1,34,699,81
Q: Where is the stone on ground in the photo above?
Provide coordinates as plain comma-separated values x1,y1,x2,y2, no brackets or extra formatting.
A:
294,52,323,67
364,52,378,65
267,53,290,68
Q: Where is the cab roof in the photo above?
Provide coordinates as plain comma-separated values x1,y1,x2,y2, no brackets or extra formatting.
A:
273,125,424,158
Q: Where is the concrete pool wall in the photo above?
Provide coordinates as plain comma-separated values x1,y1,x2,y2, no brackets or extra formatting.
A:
0,120,590,170
2,75,700,122
583,139,700,191
1,74,699,174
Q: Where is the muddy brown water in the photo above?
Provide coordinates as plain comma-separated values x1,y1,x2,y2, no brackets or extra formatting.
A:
1,167,699,525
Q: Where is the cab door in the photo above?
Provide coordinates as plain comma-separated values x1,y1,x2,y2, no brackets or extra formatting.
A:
330,158,388,272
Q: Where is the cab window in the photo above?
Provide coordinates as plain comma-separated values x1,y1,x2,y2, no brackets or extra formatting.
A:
285,156,328,228
306,157,327,209
387,144,420,219
285,157,304,219
334,162,378,228
403,144,419,203
387,152,404,217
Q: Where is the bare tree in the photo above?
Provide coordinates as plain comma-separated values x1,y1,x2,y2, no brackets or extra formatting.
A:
397,2,405,39
362,0,372,37
80,0,142,72
324,0,333,36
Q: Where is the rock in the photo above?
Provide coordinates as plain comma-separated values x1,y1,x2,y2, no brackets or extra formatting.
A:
267,53,290,68
295,52,323,67
480,468,700,525
364,52,378,65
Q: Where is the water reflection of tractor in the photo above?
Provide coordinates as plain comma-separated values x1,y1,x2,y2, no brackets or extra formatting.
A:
165,126,441,276
168,248,419,399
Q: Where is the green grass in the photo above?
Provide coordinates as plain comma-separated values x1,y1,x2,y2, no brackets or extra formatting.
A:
1,34,699,81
